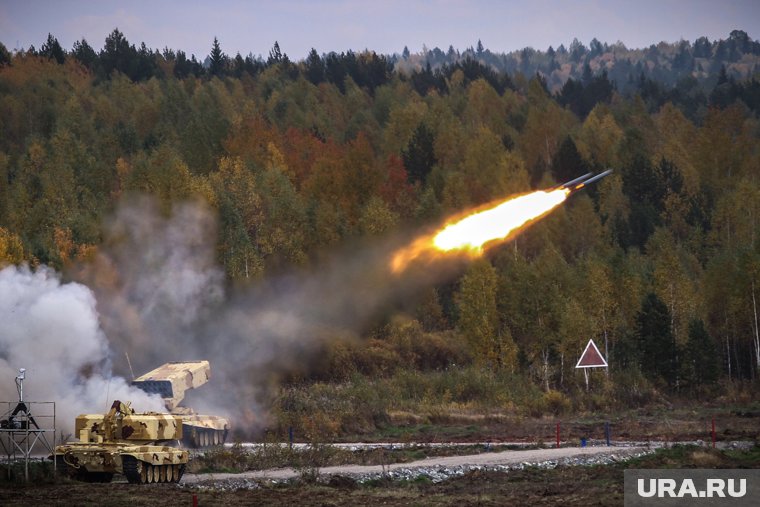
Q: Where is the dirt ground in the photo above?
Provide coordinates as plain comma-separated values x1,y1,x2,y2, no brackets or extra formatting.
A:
0,473,622,507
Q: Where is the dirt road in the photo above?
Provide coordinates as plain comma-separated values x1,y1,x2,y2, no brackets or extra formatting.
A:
183,444,648,483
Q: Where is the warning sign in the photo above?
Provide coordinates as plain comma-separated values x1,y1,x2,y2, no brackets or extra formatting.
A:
575,339,608,368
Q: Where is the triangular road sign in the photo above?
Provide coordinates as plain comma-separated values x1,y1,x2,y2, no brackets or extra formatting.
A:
575,338,608,368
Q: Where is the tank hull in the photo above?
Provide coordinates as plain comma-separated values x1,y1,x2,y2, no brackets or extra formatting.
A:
53,400,189,484
54,442,188,484
180,414,229,448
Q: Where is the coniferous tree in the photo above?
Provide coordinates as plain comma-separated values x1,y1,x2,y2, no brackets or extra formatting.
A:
267,41,283,66
636,293,678,387
683,319,720,387
244,53,263,75
40,33,65,64
232,53,245,78
100,28,138,79
552,136,586,183
174,50,192,78
305,48,324,84
324,52,347,92
401,123,436,185
620,153,667,248
693,36,712,58
72,39,97,69
134,42,157,80
209,37,226,76
0,42,10,67
589,38,604,58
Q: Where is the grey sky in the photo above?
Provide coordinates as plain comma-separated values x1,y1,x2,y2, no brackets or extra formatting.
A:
1,0,758,60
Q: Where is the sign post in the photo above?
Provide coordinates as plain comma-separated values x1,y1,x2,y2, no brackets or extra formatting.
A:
575,338,608,390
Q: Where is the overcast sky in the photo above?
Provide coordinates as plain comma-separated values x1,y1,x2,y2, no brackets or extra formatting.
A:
1,0,758,60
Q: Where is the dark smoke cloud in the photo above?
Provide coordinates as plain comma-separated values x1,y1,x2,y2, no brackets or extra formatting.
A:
84,196,225,372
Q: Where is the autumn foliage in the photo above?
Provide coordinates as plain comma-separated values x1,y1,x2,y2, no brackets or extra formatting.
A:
2,32,760,425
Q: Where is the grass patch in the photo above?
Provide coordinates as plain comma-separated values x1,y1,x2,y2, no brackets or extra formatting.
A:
0,460,58,486
625,444,760,470
188,442,341,473
270,368,760,444
188,442,527,474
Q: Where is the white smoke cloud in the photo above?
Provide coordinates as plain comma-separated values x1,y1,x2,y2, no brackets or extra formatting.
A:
0,265,164,438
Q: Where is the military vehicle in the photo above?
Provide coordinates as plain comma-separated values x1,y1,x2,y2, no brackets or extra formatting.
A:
131,361,229,448
54,400,189,484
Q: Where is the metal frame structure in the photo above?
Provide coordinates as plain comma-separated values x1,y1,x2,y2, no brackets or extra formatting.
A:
0,400,56,481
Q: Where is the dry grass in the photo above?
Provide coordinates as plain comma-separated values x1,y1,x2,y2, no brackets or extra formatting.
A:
690,450,723,467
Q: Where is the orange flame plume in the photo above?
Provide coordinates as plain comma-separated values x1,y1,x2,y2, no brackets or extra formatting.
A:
391,188,570,273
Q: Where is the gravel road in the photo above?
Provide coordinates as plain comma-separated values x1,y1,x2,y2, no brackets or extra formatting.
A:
182,444,651,488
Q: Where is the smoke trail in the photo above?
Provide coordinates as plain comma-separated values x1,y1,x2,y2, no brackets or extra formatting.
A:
77,197,445,435
0,265,163,437
203,251,428,431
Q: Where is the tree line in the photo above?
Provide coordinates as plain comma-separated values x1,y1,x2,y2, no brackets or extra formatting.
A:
1,29,760,398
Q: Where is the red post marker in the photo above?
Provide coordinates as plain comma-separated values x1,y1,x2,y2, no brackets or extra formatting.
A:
556,422,560,448
193,494,198,507
711,418,716,449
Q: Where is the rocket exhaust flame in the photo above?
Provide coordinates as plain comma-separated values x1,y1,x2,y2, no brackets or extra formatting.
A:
432,189,569,251
390,170,612,273
390,189,569,272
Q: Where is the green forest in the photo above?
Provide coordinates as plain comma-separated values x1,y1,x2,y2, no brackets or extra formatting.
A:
2,30,760,435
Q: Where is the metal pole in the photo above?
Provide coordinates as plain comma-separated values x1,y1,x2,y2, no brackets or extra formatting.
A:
4,402,9,480
53,402,56,476
556,422,560,448
605,421,610,446
24,408,29,481
712,417,716,448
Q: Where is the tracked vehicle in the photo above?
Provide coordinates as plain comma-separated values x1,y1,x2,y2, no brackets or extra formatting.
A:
132,361,229,448
54,400,188,484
